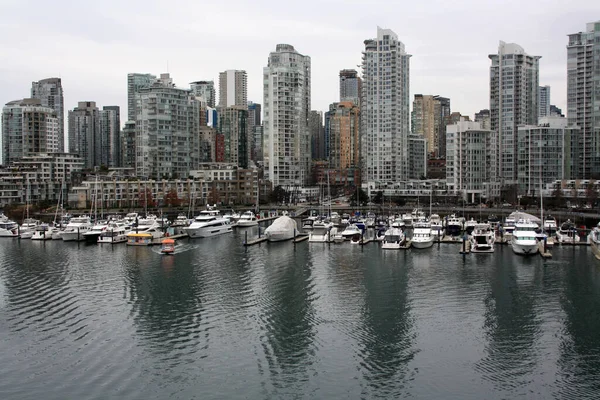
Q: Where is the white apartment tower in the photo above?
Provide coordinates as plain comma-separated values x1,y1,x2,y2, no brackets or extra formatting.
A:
219,70,248,108
489,41,540,185
362,27,411,183
538,85,550,119
567,21,600,179
263,44,311,186
127,73,157,122
31,78,64,151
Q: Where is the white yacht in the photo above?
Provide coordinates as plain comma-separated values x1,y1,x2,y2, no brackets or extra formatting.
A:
19,218,40,238
555,219,580,244
31,224,52,240
470,223,495,253
411,221,434,249
0,220,19,237
60,217,93,241
123,212,139,225
308,220,333,243
341,224,362,240
430,214,444,240
98,222,130,244
264,215,297,242
464,218,478,235
588,222,600,245
329,226,344,243
381,227,405,250
237,211,259,227
401,212,413,229
543,216,558,236
511,219,539,256
390,217,405,229
503,212,518,237
126,218,163,241
83,221,109,243
185,209,232,238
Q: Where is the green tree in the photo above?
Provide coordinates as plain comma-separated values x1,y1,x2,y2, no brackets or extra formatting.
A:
372,191,383,205
349,187,369,206
269,185,288,203
586,181,598,206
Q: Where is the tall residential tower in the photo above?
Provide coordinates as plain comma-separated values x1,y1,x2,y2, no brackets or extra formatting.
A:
219,70,248,108
362,27,411,183
31,78,64,151
263,44,311,186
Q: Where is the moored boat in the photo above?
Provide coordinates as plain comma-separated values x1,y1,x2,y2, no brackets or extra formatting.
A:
264,216,297,242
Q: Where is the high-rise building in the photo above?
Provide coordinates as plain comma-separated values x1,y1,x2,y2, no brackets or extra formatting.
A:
248,102,262,162
411,94,450,156
474,109,491,130
68,101,100,170
550,105,564,117
136,74,201,179
309,110,325,161
217,106,249,168
31,78,64,152
190,81,216,108
219,70,247,108
489,41,540,185
538,85,551,120
121,121,136,169
362,27,411,183
446,118,492,202
263,44,311,186
408,134,427,180
99,106,121,167
567,21,600,179
339,69,361,106
127,73,157,122
517,116,577,195
2,99,59,165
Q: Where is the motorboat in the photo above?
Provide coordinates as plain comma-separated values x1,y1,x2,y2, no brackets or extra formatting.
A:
0,220,19,237
555,219,580,244
502,212,518,237
588,222,600,245
365,212,376,228
329,227,344,243
185,209,232,238
341,224,362,240
161,238,176,254
381,227,405,250
464,218,477,235
487,214,500,231
470,223,495,253
237,211,259,227
31,224,52,240
60,216,93,241
402,212,413,229
98,222,130,244
511,219,540,256
543,216,558,236
390,216,405,229
329,212,341,226
302,216,317,230
412,221,434,249
123,212,139,225
127,217,163,241
170,214,190,234
264,215,297,242
430,214,444,240
83,221,109,243
350,232,363,244
445,214,463,237
308,222,331,243
126,233,154,246
222,210,241,226
19,218,40,238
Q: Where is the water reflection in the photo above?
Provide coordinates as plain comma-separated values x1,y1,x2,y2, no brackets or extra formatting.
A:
477,251,543,392
556,248,600,398
358,246,416,397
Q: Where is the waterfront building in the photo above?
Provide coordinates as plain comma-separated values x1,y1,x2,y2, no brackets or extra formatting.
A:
127,73,157,121
309,110,325,161
339,69,361,106
517,116,578,196
31,78,64,151
68,101,101,169
190,81,216,108
0,152,83,205
567,21,600,179
217,106,249,168
408,134,427,180
327,102,359,173
489,41,540,185
362,27,411,183
2,99,59,165
366,179,449,200
99,106,121,168
539,85,551,119
121,121,136,169
446,118,492,203
247,102,262,162
263,44,311,186
219,70,247,108
136,73,201,179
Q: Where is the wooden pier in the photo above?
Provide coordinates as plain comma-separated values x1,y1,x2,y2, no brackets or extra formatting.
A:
538,241,552,259
293,234,309,243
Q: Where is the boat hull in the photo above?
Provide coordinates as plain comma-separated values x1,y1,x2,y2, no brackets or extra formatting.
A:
186,226,232,238
511,241,539,255
411,239,434,249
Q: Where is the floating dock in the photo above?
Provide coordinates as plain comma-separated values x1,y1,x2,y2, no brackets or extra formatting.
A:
538,241,552,259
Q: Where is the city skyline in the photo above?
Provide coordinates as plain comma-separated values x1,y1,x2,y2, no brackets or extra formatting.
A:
0,1,596,131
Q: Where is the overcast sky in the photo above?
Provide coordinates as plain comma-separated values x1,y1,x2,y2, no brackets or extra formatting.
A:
0,0,598,126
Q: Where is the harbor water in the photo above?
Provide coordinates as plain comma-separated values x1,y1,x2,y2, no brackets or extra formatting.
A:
1,229,600,399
